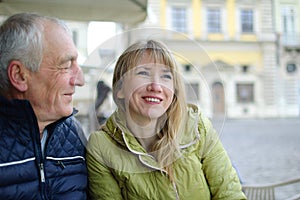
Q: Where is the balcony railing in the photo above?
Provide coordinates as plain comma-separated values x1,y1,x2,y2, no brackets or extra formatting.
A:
242,176,300,200
281,33,300,46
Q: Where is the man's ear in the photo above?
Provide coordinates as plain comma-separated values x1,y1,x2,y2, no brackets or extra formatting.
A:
7,61,28,92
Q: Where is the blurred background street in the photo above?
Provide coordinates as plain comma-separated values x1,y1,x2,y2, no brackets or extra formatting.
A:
217,118,300,199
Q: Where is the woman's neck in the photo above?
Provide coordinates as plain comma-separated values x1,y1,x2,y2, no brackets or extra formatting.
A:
126,117,158,152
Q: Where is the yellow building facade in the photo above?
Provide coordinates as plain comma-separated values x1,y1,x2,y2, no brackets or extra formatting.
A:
136,0,300,118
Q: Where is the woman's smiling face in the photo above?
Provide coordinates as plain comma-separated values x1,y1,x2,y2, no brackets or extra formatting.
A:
117,53,174,125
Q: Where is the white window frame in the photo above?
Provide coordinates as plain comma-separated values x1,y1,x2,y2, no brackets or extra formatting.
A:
281,7,297,34
236,83,255,103
281,6,299,45
236,6,258,36
206,8,222,33
166,2,192,35
240,9,254,33
171,6,188,33
202,5,226,36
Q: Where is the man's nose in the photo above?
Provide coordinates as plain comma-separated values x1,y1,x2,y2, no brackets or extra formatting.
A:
71,65,85,86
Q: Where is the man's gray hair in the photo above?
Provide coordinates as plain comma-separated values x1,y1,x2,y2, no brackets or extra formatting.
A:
0,12,71,93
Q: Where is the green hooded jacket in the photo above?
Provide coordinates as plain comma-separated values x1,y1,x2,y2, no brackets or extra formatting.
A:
86,104,247,200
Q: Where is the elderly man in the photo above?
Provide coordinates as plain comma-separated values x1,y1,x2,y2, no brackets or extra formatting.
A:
0,13,88,199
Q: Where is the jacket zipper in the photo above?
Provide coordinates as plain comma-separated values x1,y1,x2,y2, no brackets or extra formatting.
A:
39,163,46,182
34,139,47,200
55,159,84,169
172,181,180,200
36,139,47,200
122,131,181,200
57,161,66,169
37,128,52,200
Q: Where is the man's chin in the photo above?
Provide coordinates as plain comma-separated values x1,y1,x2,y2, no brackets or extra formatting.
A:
60,106,74,117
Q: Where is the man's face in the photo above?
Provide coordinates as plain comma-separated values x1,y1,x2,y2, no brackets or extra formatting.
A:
25,21,84,124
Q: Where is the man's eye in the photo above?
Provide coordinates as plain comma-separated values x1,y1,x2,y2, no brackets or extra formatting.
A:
61,65,71,69
58,61,72,70
58,66,70,70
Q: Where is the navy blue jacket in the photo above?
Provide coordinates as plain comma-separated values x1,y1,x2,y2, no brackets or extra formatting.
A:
0,96,88,200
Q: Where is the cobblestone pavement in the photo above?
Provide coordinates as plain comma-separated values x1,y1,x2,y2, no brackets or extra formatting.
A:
214,118,300,199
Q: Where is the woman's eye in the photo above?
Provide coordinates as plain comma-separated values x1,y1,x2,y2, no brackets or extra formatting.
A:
162,74,172,79
137,71,149,76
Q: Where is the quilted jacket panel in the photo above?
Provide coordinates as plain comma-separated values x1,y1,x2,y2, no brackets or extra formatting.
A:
0,96,88,200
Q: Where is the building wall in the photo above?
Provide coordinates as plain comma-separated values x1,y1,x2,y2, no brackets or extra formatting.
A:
274,0,300,117
140,0,288,118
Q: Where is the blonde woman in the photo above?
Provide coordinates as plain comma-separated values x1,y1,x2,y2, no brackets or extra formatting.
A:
86,40,246,200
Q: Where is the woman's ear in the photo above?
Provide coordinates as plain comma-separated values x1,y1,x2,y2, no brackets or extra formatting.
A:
7,61,28,92
116,80,125,99
116,87,125,99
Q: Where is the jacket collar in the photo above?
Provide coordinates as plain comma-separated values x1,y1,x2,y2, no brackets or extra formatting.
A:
103,105,201,170
0,95,76,123
0,95,35,120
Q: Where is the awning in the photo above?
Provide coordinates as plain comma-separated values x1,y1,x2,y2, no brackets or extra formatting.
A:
0,0,148,24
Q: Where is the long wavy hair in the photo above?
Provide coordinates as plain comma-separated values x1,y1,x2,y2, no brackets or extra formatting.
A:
112,40,187,181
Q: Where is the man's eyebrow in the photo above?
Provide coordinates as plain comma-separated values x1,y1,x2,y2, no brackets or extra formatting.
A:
59,54,76,64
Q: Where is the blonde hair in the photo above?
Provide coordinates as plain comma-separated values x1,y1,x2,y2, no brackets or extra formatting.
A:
112,40,187,181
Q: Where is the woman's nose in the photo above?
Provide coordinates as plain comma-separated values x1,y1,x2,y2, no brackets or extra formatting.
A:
146,82,162,92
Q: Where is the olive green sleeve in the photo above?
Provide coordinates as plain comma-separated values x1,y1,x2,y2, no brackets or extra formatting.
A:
86,132,123,200
199,116,247,200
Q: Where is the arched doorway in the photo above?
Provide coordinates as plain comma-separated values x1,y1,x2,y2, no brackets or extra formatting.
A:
212,82,225,117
